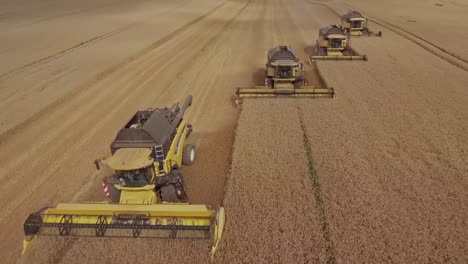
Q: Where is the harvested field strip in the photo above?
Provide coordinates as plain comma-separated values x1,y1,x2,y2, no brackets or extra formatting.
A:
0,22,136,79
215,100,326,264
298,107,336,264
0,0,228,140
272,0,326,89
5,0,249,261
311,0,468,71
0,0,247,219
367,17,468,71
6,0,140,30
440,0,468,7
304,0,342,17
0,0,228,81
369,17,468,64
305,56,332,90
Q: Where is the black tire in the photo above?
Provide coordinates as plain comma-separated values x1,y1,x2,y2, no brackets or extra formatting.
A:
160,184,188,203
160,185,180,203
182,144,196,165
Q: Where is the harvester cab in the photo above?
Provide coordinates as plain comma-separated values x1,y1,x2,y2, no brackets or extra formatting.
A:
310,25,367,61
236,45,335,101
340,11,382,37
22,96,225,261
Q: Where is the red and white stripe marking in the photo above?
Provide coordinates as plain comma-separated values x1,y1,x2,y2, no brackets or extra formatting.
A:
102,183,110,197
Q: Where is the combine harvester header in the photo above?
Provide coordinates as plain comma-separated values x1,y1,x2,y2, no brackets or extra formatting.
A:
23,203,225,257
22,95,225,261
236,87,335,98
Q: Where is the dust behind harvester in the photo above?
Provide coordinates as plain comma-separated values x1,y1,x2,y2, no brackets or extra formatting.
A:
22,96,225,261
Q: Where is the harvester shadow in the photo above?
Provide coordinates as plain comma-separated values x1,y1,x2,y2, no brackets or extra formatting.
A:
302,48,329,89
304,45,317,56
230,68,265,107
251,68,265,85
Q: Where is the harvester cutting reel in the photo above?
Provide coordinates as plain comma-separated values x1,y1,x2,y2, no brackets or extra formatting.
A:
23,204,225,261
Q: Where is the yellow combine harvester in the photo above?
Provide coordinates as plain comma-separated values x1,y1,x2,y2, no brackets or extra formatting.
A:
236,45,335,101
310,25,367,61
22,96,225,260
340,11,382,37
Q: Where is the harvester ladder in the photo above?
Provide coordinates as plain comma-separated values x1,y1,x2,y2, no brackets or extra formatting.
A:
154,145,165,162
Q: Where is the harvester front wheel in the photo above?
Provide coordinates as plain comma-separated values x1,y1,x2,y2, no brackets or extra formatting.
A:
183,144,196,165
160,185,180,202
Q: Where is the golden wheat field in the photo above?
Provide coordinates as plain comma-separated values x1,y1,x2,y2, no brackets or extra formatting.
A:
1,0,467,263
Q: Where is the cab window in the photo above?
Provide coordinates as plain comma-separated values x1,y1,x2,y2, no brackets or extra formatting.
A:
276,66,292,78
117,167,151,187
330,39,342,48
351,21,362,28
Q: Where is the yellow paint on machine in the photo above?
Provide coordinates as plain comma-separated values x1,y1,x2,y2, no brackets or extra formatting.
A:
236,86,335,98
45,203,216,217
309,55,367,61
22,203,225,259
